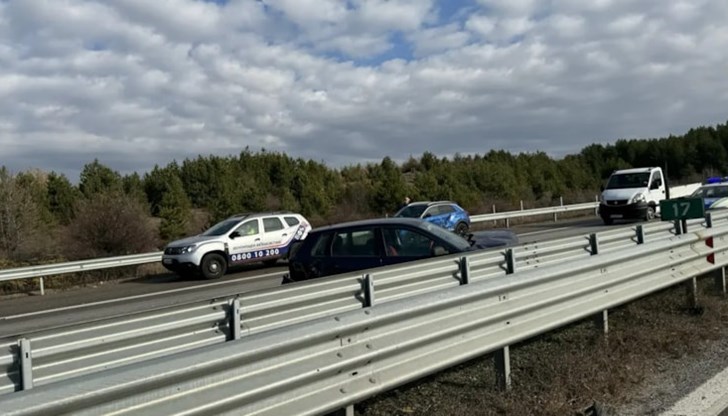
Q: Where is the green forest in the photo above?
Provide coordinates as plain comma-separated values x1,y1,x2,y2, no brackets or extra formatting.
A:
1,121,727,266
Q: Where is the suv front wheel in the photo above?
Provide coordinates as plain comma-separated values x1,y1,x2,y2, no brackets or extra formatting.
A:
200,253,227,279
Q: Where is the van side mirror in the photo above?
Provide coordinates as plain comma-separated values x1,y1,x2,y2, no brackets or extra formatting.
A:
230,231,241,239
650,180,661,190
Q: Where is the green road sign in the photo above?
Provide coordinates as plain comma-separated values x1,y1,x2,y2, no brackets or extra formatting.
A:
660,197,705,221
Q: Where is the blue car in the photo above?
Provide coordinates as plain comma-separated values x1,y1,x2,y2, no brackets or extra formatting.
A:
394,201,471,236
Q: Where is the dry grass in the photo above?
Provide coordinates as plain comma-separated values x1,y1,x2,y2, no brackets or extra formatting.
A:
354,276,728,416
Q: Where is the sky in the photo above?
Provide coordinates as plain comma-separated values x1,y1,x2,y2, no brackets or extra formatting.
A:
1,0,728,181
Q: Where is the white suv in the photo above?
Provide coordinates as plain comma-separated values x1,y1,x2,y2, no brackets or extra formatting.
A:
162,211,311,279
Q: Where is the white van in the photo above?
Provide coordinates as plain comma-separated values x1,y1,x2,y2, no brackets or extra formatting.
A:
599,167,667,225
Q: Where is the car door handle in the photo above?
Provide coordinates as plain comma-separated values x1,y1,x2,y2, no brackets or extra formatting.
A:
255,238,261,242
282,233,288,237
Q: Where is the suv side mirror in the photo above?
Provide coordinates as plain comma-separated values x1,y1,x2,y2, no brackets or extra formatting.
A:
230,231,241,239
423,213,432,218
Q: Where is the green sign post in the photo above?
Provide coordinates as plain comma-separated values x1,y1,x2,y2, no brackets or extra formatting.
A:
660,197,705,234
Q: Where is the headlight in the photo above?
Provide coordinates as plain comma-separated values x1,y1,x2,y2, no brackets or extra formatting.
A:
631,193,646,204
180,245,197,254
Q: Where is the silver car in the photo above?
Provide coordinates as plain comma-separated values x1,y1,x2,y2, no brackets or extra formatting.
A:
162,211,311,279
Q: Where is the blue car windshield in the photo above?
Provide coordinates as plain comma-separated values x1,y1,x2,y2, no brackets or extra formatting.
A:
415,221,471,250
201,219,240,236
396,205,427,218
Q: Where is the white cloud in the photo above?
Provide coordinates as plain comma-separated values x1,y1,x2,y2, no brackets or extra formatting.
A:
0,0,727,181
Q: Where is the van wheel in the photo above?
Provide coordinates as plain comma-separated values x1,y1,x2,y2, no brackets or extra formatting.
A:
200,253,227,279
645,206,656,221
263,258,278,266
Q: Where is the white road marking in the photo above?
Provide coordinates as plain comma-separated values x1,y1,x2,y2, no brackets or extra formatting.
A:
0,271,285,321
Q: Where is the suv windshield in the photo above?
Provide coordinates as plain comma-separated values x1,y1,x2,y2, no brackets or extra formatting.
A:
396,205,427,218
201,219,241,236
415,221,471,250
605,172,651,190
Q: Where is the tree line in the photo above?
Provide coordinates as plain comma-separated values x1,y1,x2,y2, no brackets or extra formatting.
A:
1,121,727,266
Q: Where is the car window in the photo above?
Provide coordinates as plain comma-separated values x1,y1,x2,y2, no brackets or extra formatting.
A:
383,227,449,257
309,233,333,257
202,219,241,236
396,205,427,218
332,229,378,257
423,207,438,218
437,205,455,215
415,221,471,250
693,185,728,198
233,219,259,236
284,216,300,226
263,217,284,232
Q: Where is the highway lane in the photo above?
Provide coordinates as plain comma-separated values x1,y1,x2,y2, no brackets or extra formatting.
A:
0,215,630,337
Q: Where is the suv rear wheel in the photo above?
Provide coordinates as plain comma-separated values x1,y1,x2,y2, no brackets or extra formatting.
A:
200,253,227,279
455,222,469,237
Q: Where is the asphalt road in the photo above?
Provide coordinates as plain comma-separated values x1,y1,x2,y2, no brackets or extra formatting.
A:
0,216,622,337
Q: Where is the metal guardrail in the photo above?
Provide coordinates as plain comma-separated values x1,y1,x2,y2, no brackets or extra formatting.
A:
1,216,726,415
1,210,726,397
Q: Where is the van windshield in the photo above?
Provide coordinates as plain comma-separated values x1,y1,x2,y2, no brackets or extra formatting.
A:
605,172,651,190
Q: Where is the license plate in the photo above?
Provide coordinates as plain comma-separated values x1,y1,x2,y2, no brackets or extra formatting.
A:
611,214,623,219
163,258,173,264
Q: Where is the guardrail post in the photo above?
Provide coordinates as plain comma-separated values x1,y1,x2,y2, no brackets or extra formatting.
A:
19,338,33,390
460,256,470,285
594,310,608,335
636,225,645,245
706,212,713,229
363,274,375,307
685,277,698,310
229,298,241,341
505,249,516,275
494,346,511,391
492,205,497,226
594,195,599,216
520,200,524,211
674,220,684,235
39,277,45,296
589,233,599,255
715,267,727,296
505,217,510,228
